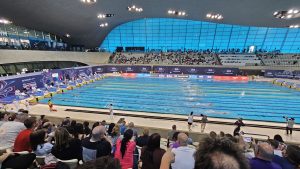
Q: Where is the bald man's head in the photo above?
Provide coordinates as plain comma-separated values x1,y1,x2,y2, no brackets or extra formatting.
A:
91,126,106,141
255,142,274,161
178,133,188,146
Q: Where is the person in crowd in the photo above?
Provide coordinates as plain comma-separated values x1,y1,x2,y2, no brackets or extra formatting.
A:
209,131,218,139
83,121,91,137
73,123,85,140
187,112,194,131
274,134,284,144
136,128,150,147
128,122,138,138
114,129,136,169
273,145,300,169
0,150,36,169
111,125,121,154
233,118,245,136
48,99,57,112
200,114,208,133
284,117,295,135
37,115,46,129
170,132,180,148
120,121,127,135
51,127,82,161
14,116,37,152
220,131,225,137
91,122,100,131
61,117,71,127
250,142,282,169
140,133,165,169
0,112,9,127
107,123,115,136
167,125,176,147
170,133,195,169
185,132,193,145
82,126,112,162
267,139,283,157
76,156,121,169
66,120,77,135
30,129,53,156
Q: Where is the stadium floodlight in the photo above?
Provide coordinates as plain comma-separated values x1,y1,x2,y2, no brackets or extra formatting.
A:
128,5,143,13
0,18,12,24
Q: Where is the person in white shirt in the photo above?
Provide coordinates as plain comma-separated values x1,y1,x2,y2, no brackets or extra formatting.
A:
107,104,114,121
12,100,20,112
187,112,194,131
171,133,195,169
285,117,295,135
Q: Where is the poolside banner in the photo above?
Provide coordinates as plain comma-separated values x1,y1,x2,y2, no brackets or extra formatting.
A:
153,66,239,75
293,71,300,79
92,66,106,73
0,73,44,98
104,65,151,73
264,70,294,78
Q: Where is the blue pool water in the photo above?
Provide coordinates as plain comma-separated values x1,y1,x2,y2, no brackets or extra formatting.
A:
41,77,300,123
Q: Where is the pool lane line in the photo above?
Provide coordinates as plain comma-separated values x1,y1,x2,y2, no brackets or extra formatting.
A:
50,98,300,117
64,108,300,131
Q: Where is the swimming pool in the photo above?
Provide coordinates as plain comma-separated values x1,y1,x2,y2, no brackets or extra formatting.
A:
40,77,300,123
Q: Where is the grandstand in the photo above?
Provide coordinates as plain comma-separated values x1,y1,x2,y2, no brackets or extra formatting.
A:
1,0,300,169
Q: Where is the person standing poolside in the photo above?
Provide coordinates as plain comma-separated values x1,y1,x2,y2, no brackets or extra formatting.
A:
200,114,208,133
107,104,114,121
233,118,245,136
48,99,57,112
285,116,295,135
187,112,194,131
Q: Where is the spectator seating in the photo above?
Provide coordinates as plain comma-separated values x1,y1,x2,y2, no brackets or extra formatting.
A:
218,54,262,66
259,53,300,66
110,51,219,65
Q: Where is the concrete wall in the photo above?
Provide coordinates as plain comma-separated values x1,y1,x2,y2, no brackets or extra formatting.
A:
0,50,111,65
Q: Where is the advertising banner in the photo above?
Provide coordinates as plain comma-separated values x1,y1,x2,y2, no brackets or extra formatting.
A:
264,70,294,78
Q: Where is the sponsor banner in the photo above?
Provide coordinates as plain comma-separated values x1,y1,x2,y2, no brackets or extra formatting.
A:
121,73,137,78
0,73,44,98
104,65,151,73
92,66,105,73
137,73,151,77
213,76,248,81
293,71,300,79
264,70,294,78
153,66,239,76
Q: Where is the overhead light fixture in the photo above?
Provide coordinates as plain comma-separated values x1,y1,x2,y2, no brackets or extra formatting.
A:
24,31,29,34
0,18,12,24
289,24,299,28
81,0,96,4
206,13,223,20
100,22,108,27
167,10,187,16
274,9,300,19
97,13,115,19
127,5,143,13
65,34,71,38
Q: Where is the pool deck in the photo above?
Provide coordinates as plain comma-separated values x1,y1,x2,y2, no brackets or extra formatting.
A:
27,104,300,144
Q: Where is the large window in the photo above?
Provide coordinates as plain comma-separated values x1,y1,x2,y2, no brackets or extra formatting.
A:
100,18,300,53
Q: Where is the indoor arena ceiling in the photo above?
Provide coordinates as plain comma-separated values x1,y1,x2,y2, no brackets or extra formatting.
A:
1,0,300,48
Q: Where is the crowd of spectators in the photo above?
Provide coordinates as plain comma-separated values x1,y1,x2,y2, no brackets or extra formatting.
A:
258,53,300,66
0,111,300,169
109,51,219,65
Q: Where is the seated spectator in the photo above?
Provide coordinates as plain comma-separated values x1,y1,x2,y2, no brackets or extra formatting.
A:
0,113,28,150
171,133,195,169
66,120,77,135
73,123,85,140
193,136,250,169
136,128,150,147
140,133,165,169
14,116,37,152
82,126,112,162
115,129,136,169
273,145,300,169
268,139,282,157
119,121,127,135
51,127,82,161
30,129,53,156
128,122,138,138
274,134,284,143
170,132,180,148
76,156,121,169
107,123,115,136
167,125,176,147
111,125,120,154
250,142,281,169
0,151,36,169
83,121,91,137
92,122,100,131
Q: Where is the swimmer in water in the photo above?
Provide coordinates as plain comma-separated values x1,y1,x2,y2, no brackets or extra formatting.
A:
241,91,245,97
195,103,213,107
205,109,228,115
